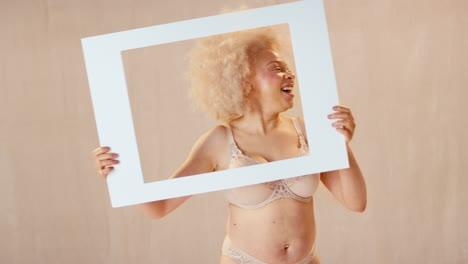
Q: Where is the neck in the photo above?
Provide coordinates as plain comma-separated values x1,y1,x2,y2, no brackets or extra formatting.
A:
229,109,283,136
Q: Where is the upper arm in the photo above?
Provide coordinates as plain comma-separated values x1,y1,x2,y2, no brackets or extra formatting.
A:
169,125,226,180
144,125,227,218
319,170,345,206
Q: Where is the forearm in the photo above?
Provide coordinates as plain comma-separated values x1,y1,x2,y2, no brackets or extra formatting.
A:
136,200,167,219
339,143,367,211
136,195,193,219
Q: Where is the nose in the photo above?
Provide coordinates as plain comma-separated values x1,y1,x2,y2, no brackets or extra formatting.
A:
285,71,295,80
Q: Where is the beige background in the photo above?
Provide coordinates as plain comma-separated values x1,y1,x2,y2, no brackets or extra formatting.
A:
1,0,467,263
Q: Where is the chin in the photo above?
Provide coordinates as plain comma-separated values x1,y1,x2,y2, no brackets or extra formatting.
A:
281,104,294,112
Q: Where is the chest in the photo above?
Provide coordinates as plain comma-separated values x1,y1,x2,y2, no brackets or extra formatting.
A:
229,129,302,164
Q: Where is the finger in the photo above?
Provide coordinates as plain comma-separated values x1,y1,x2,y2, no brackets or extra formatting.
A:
100,166,114,178
336,119,356,135
332,120,353,127
93,146,111,156
328,112,354,121
100,159,119,167
333,122,354,136
336,127,352,143
332,119,356,131
332,105,351,112
97,153,119,161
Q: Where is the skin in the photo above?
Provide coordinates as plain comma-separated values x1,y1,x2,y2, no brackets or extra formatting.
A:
92,49,367,264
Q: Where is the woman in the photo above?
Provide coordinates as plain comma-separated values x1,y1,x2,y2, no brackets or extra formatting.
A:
92,26,367,264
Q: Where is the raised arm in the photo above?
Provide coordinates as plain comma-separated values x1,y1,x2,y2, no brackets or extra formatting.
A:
297,114,367,213
93,125,227,219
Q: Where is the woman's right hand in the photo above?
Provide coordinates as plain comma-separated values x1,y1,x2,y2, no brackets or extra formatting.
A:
92,146,120,179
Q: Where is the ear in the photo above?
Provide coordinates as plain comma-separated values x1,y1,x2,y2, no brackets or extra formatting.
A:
244,80,255,95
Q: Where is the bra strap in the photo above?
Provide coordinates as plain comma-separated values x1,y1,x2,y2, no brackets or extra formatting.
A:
292,117,309,150
224,125,243,159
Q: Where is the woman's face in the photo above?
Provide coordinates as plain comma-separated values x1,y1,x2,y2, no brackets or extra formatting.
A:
249,49,296,113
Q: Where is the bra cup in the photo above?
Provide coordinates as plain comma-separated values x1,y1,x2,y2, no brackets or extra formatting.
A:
224,117,320,209
226,182,276,207
285,173,320,198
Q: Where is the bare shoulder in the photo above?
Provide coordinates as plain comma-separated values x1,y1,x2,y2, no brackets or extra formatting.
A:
167,124,229,181
199,124,229,148
187,124,229,170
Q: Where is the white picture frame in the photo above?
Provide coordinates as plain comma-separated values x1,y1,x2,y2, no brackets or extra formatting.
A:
81,0,349,208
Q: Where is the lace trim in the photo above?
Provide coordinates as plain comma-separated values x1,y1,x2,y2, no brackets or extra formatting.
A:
224,246,268,264
229,133,308,165
269,180,311,201
283,175,310,187
230,143,259,166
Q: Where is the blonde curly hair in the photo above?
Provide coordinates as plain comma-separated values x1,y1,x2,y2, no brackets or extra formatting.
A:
187,26,283,123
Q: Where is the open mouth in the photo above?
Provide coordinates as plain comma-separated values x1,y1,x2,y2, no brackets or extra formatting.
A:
281,87,292,93
281,86,294,97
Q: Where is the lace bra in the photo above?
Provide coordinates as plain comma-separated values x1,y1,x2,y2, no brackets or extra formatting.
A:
224,117,320,209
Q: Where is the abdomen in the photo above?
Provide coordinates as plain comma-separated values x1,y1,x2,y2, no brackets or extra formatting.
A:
226,197,317,264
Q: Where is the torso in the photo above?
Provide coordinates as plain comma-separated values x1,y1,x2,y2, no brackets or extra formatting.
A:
214,114,320,263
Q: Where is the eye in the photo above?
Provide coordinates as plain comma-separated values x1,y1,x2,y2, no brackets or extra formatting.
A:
270,64,282,71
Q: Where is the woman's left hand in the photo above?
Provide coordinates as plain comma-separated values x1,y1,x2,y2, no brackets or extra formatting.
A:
328,105,356,144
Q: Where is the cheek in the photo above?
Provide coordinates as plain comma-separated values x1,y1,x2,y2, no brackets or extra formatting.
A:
251,73,283,98
255,73,281,87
